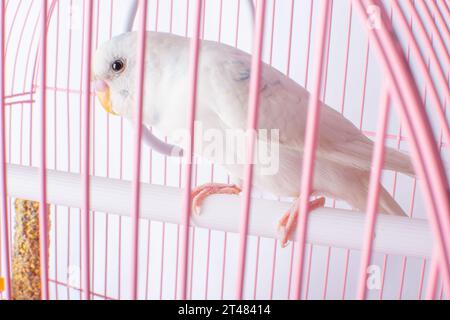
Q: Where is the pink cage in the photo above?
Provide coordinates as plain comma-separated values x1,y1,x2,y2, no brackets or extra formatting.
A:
0,0,448,300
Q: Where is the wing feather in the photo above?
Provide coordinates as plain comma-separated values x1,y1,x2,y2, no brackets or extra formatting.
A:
200,41,377,171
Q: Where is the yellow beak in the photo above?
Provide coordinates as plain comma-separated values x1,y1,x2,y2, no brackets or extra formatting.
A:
92,72,118,116
96,87,118,116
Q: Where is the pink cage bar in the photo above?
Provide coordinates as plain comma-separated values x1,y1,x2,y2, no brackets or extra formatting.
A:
0,0,448,300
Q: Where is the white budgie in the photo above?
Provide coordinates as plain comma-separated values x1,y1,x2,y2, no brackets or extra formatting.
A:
93,32,414,246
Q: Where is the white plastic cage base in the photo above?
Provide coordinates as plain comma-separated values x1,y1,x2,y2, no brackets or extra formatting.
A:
6,164,432,259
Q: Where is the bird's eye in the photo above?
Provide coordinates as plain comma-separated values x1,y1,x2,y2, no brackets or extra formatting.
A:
111,59,125,73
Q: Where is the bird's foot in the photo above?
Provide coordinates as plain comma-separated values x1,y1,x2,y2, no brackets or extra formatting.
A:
192,183,242,216
277,197,326,248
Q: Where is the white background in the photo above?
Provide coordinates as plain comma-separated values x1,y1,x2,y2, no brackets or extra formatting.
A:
1,0,449,300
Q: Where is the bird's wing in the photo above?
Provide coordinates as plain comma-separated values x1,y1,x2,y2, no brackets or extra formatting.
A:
202,42,376,171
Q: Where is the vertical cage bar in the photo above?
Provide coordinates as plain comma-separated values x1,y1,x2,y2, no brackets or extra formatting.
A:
341,251,350,299
356,88,390,300
155,0,159,30
303,245,313,299
358,40,370,130
188,226,195,299
217,0,223,41
0,0,11,300
130,0,148,300
417,259,427,299
287,1,314,298
144,221,151,299
159,220,165,299
285,0,294,76
235,0,266,300
103,0,114,299
178,0,203,300
291,0,331,300
52,1,60,300
426,254,439,299
65,0,73,299
377,255,387,299
392,4,410,301
252,237,260,299
302,0,314,87
81,0,94,300
318,0,334,300
235,0,241,47
90,0,101,296
339,2,353,300
267,0,277,301
38,0,49,300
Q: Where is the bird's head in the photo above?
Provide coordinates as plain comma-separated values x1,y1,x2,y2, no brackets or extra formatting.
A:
92,32,138,117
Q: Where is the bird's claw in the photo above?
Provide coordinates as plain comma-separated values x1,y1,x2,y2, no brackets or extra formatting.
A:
191,183,242,216
277,226,290,248
277,197,326,248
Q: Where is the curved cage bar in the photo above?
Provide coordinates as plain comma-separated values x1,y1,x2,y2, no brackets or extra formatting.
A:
0,0,448,300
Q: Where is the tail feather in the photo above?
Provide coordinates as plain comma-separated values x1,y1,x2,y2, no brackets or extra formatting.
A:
377,184,408,216
326,139,415,177
341,172,408,217
384,147,415,177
